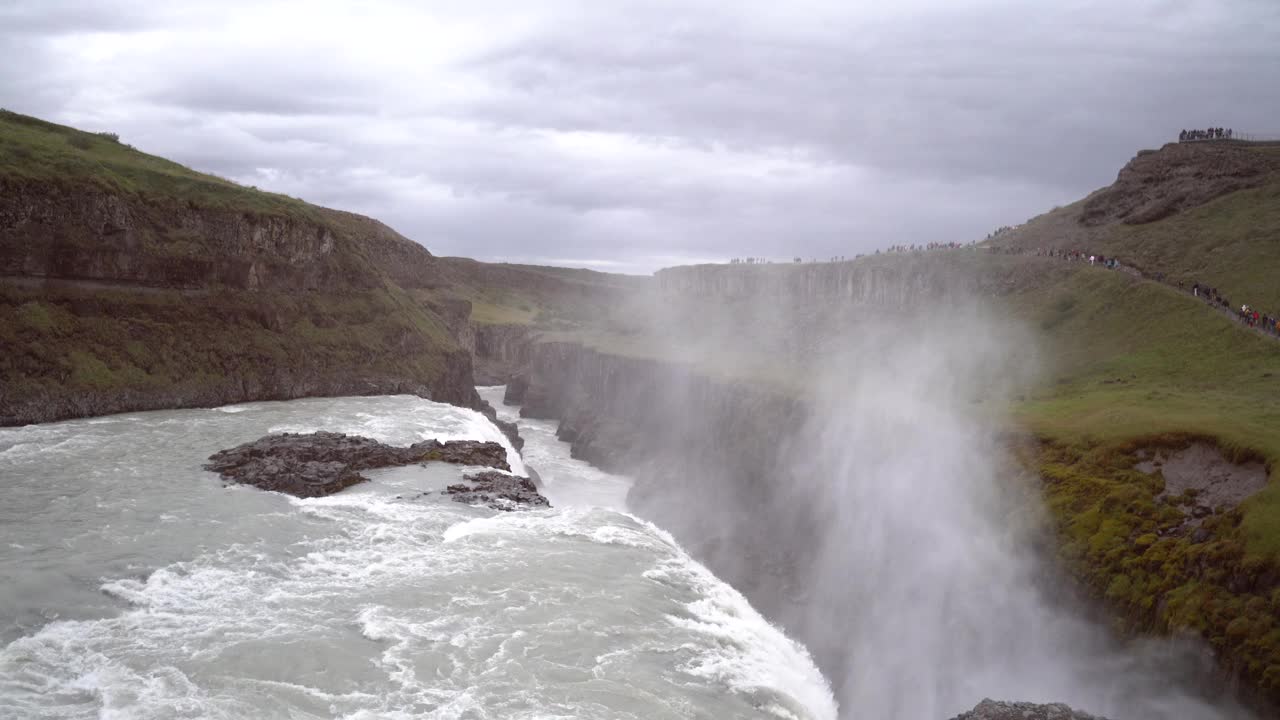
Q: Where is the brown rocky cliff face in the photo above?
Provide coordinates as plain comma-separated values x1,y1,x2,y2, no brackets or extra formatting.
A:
0,179,378,291
0,179,487,425
1080,142,1280,226
472,323,534,385
653,254,1003,304
950,700,1110,720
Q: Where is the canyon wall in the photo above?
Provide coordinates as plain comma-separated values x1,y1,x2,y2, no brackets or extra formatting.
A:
652,250,1050,303
0,178,482,425
508,338,818,639
470,323,535,385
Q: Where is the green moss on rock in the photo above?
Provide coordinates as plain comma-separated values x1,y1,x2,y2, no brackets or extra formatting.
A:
1034,435,1280,702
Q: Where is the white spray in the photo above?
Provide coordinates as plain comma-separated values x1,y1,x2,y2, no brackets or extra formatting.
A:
776,304,1249,719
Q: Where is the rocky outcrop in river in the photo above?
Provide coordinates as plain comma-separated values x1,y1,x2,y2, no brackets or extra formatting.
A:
446,470,549,511
951,700,1110,720
204,431,516,498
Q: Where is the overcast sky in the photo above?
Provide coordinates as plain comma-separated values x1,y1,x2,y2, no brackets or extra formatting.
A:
3,0,1278,273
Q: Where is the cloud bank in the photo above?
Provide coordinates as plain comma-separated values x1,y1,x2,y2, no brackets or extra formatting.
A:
3,0,1278,272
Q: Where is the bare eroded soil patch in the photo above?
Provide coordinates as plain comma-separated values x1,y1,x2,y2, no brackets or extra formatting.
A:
1137,442,1268,513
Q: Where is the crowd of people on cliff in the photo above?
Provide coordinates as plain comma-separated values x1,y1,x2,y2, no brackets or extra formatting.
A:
986,225,1019,241
1029,247,1280,336
1180,127,1233,142
1034,248,1121,269
1182,282,1280,335
730,241,973,265
879,241,972,254
727,240,1278,336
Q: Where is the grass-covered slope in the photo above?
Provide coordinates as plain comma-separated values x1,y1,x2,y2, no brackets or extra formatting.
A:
993,141,1280,311
0,110,479,422
1001,260,1280,698
1014,271,1278,454
0,109,318,218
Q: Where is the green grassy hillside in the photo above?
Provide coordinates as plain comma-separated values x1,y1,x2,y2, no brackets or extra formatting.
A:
1103,177,1280,311
982,145,1280,698
992,142,1280,311
1011,267,1280,460
0,109,317,219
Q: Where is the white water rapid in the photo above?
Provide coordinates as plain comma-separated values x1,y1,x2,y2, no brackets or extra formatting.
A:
0,391,836,720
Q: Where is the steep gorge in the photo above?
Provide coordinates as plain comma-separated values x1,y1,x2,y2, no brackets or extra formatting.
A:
491,255,1278,717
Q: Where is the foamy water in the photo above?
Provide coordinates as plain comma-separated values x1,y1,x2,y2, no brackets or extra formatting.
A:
0,393,835,719
476,386,630,510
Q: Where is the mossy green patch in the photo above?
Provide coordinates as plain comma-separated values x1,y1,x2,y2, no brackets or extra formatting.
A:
15,301,59,332
470,300,539,326
68,350,117,388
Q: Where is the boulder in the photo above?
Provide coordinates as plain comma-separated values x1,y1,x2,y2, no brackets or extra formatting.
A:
204,431,509,498
445,470,550,511
950,699,1110,720
504,375,529,405
494,417,525,452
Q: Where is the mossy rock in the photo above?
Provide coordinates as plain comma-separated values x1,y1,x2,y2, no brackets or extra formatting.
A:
1032,435,1280,704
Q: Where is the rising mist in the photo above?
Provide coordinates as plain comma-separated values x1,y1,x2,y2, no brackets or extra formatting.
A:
621,264,1256,719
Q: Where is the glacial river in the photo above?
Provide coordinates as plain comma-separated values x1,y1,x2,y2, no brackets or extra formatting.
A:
0,389,836,719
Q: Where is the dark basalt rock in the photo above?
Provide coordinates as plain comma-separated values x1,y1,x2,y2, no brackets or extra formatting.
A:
503,375,529,405
204,431,509,498
950,699,1111,720
493,417,524,452
476,399,523,452
445,470,550,511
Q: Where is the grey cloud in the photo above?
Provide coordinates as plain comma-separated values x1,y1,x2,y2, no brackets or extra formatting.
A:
149,80,376,117
462,1,1280,191
139,54,384,117
3,0,1279,272
0,0,156,34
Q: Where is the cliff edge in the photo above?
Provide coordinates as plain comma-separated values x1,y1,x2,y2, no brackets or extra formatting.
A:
0,110,481,424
